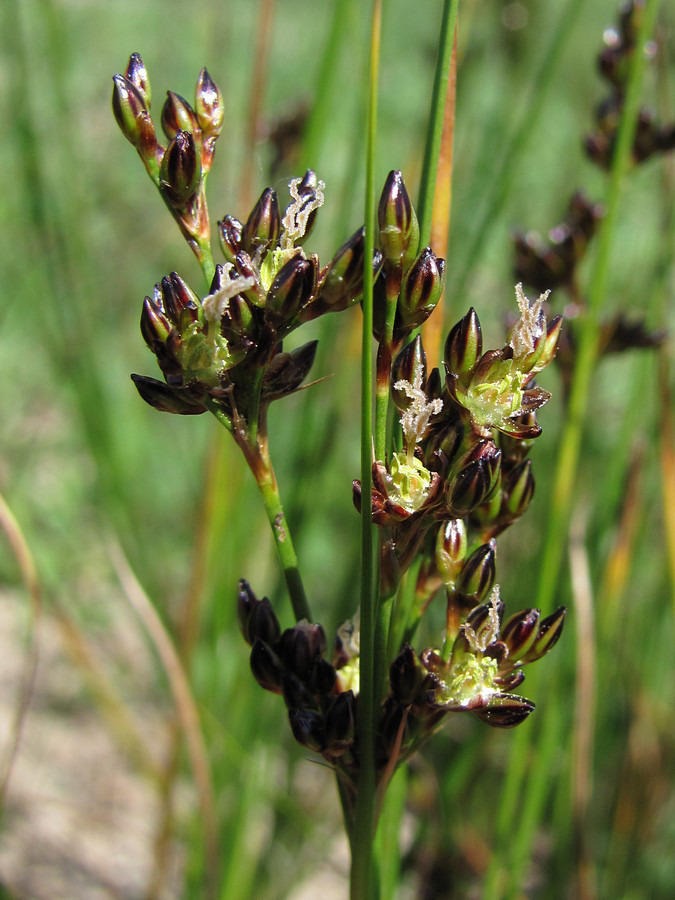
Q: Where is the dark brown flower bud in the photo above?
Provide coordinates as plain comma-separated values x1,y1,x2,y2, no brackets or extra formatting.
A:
444,308,483,378
250,639,284,693
195,68,224,138
217,215,244,263
435,519,468,584
161,91,201,141
141,296,172,349
265,255,316,326
112,74,159,167
390,645,423,705
501,608,540,661
125,53,151,108
456,541,497,604
473,693,535,728
309,657,337,695
324,691,355,755
130,374,206,415
282,672,317,710
378,170,419,272
448,441,502,515
521,607,567,663
242,188,281,257
399,248,445,328
278,622,326,680
288,708,324,752
503,460,535,520
237,578,281,646
160,131,201,207
262,341,318,401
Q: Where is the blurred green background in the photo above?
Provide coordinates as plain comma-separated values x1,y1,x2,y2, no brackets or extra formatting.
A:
1,0,673,897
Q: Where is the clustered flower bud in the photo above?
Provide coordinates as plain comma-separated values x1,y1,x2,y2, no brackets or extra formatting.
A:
585,1,674,170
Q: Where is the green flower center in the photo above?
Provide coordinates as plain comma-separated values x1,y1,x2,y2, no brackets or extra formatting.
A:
386,452,433,513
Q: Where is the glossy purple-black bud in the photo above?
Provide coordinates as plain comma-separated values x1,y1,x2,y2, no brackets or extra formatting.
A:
242,188,281,257
125,53,151,108
444,308,482,378
262,340,318,401
319,227,382,312
503,460,535,520
501,608,540,661
217,215,244,263
250,639,284,693
309,657,337,695
160,131,201,207
278,622,326,680
474,694,535,728
521,607,567,663
161,91,201,141
399,248,445,328
158,272,200,326
195,68,224,138
112,74,159,167
456,541,497,604
288,708,325,752
237,579,281,646
448,442,502,515
390,644,423,705
141,297,172,349
265,255,316,326
324,691,355,755
282,672,317,710
378,170,419,272
130,374,206,415
435,519,468,584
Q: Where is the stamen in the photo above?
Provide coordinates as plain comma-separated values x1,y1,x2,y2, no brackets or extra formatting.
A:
202,262,254,326
280,177,325,249
394,359,443,454
509,283,549,357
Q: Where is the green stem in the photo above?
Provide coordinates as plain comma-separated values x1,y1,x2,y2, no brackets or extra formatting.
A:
205,401,311,623
256,471,312,622
351,1,381,896
198,240,216,288
417,0,460,248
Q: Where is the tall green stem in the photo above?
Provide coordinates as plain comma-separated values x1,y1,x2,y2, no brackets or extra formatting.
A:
351,1,381,897
417,0,460,247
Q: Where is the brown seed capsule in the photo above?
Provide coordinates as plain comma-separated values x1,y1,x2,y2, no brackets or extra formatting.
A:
250,639,284,693
160,131,201,207
217,215,244,263
130,374,206,415
500,608,540,661
161,91,201,141
125,53,151,108
242,187,281,258
473,694,535,728
265,255,316,326
289,708,325,752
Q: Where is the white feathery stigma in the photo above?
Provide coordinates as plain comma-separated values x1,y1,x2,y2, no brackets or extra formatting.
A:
509,283,550,357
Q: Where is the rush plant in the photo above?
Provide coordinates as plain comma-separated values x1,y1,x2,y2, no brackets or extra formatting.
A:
112,37,566,894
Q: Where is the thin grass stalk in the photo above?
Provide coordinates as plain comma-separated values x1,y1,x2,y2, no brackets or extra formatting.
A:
350,2,381,896
569,511,597,900
535,0,662,615
446,0,585,304
417,0,460,248
300,0,355,171
110,542,219,898
489,5,662,893
422,27,458,370
0,493,42,802
240,0,276,209
51,599,163,785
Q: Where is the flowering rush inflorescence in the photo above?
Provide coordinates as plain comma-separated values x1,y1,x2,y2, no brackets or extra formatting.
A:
114,55,566,811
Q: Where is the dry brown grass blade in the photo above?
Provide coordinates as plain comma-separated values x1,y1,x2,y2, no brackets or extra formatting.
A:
0,492,41,802
569,507,597,900
598,441,645,633
50,600,164,785
109,540,219,896
421,26,458,370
